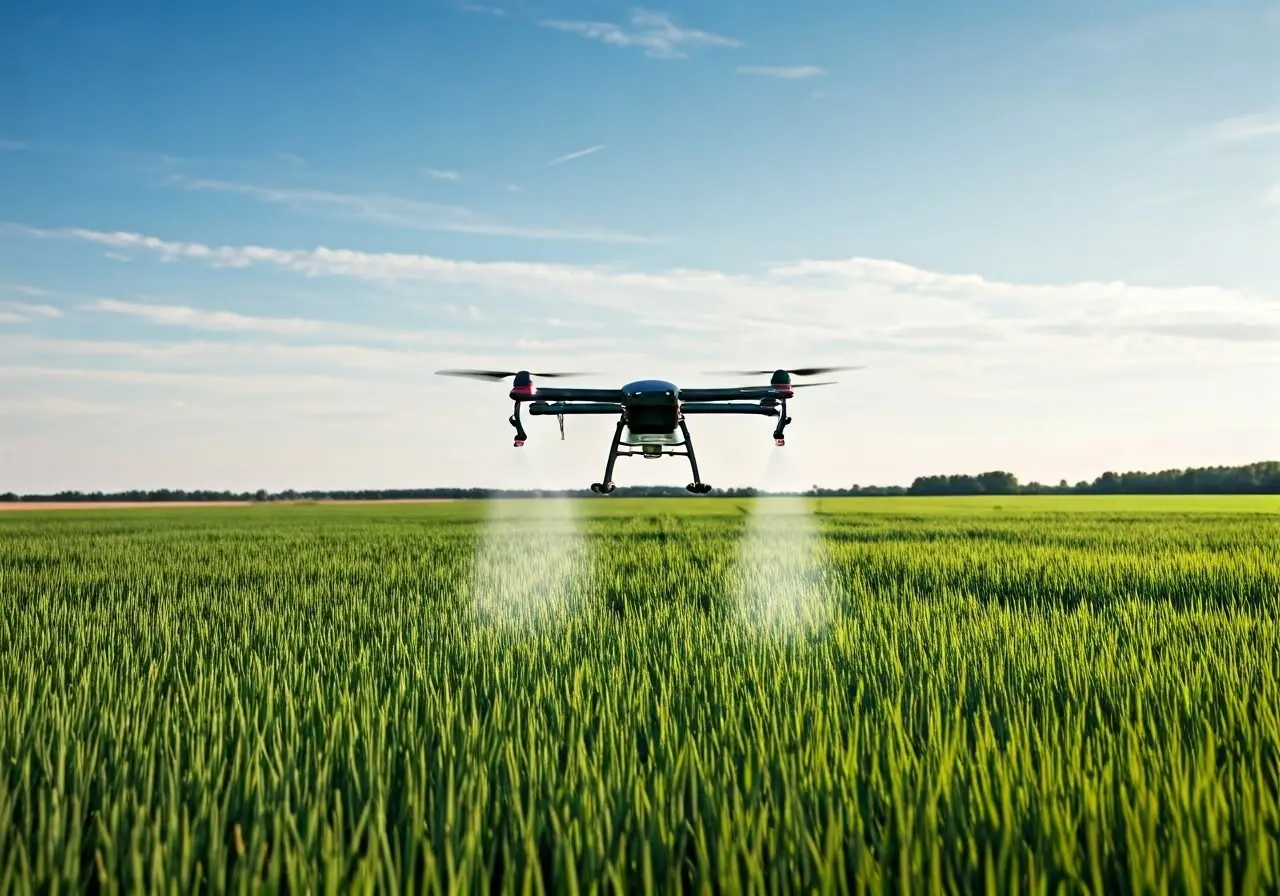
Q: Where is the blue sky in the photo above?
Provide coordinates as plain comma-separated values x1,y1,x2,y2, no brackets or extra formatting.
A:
2,0,1278,492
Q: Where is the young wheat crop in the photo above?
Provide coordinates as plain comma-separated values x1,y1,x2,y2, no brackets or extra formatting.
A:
0,499,1276,893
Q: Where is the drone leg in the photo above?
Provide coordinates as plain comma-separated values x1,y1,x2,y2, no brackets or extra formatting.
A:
590,419,624,494
679,420,712,494
772,398,791,446
509,401,527,447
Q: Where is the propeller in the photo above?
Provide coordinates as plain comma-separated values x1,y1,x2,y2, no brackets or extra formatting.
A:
435,369,590,381
706,366,864,377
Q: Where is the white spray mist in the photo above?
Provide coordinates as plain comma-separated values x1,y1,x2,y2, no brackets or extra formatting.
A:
731,448,831,636
469,447,584,628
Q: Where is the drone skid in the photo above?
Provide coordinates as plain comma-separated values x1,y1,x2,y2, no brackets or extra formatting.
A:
587,419,713,495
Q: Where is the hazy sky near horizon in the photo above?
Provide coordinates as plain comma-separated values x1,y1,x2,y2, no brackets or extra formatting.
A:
2,0,1279,493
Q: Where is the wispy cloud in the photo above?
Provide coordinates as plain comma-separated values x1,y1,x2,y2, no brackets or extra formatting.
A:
425,168,462,181
1202,111,1280,144
461,3,506,15
18,224,1280,361
278,152,307,166
162,175,653,243
2,283,54,298
547,145,603,166
0,139,28,151
84,298,465,345
736,65,825,79
0,301,63,323
539,8,740,59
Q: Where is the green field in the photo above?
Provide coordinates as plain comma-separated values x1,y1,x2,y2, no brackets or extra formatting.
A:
2,497,1278,892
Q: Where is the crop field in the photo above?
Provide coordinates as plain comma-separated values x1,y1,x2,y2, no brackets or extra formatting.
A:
1,497,1278,892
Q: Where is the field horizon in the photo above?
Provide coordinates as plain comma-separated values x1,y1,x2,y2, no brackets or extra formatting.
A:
4,493,1280,515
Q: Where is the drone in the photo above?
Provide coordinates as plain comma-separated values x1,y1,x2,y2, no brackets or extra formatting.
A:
434,366,861,494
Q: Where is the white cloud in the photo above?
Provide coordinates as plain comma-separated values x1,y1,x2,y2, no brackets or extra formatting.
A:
165,175,654,243
0,301,63,322
83,298,477,346
547,145,603,166
1202,111,1280,144
2,283,53,297
0,139,28,151
736,65,825,79
0,363,358,396
539,8,740,59
0,333,615,378
426,168,461,181
278,152,307,165
5,221,1280,491
17,224,1280,367
461,3,506,15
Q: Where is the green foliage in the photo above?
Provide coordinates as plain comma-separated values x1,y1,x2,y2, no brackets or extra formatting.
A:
901,461,1280,496
0,501,1278,892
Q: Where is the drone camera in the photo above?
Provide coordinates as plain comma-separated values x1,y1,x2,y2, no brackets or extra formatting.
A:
513,438,526,447
641,444,663,458
775,438,785,446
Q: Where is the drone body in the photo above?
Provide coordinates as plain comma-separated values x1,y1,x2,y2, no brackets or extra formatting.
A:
435,367,860,494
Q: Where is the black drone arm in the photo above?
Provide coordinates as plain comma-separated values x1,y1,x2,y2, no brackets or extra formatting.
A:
519,387,624,402
680,402,779,416
527,402,624,415
678,386,782,402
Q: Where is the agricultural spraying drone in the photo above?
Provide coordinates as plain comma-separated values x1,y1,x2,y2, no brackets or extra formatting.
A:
434,367,862,494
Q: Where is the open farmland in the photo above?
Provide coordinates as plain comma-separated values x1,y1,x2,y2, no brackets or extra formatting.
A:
1,498,1278,892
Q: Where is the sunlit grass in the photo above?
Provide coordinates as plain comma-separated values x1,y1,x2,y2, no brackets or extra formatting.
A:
0,499,1277,892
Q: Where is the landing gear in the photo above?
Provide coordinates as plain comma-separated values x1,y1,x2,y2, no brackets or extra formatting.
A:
589,417,712,495
772,398,791,446
591,420,626,495
510,400,527,447
678,420,710,494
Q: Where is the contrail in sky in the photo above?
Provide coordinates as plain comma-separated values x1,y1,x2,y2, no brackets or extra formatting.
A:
548,144,603,166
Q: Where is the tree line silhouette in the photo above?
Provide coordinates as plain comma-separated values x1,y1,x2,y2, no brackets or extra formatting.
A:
4,461,1278,502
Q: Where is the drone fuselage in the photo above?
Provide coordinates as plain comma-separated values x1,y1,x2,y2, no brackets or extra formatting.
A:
619,380,682,445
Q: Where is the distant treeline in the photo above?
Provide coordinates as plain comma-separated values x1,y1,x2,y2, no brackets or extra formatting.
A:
894,461,1280,496
5,461,1279,503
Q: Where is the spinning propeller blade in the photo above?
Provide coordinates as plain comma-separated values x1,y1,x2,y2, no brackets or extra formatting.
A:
435,369,590,381
705,366,864,377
